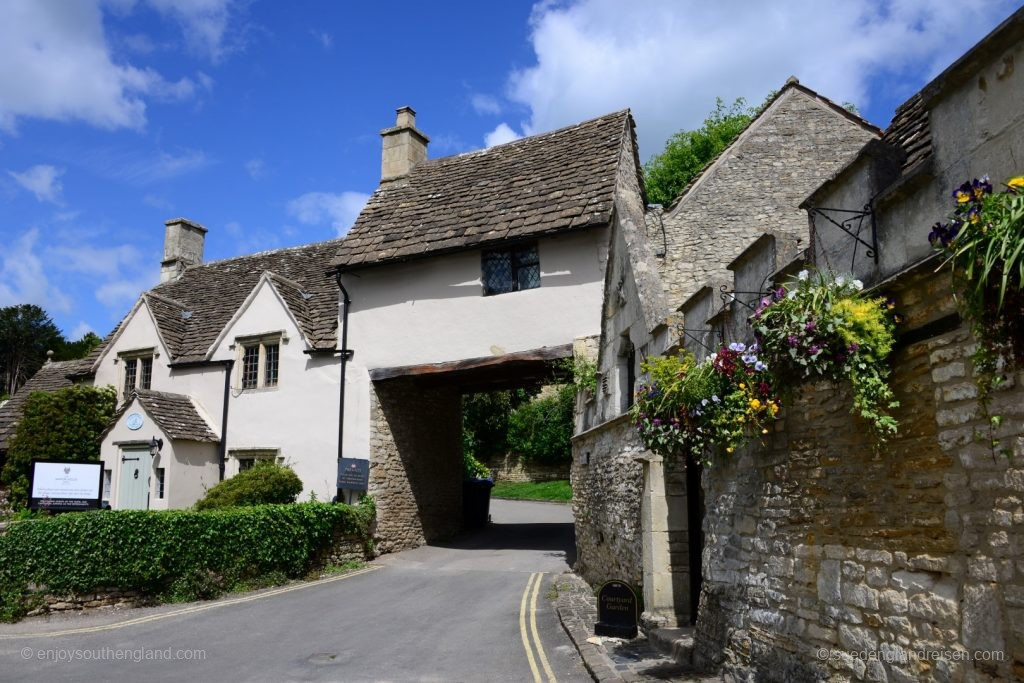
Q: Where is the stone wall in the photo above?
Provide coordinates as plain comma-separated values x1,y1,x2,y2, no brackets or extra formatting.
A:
571,414,645,587
368,378,462,553
486,453,569,483
694,267,1024,681
656,85,877,310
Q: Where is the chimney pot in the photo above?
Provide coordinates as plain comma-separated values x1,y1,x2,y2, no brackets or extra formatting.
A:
160,217,207,282
380,106,429,181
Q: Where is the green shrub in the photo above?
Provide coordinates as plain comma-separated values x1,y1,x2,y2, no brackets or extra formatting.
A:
1,385,117,509
507,384,575,465
194,461,303,510
0,498,375,621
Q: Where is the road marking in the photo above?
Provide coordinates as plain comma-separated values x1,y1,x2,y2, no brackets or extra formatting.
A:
529,571,557,683
0,565,381,640
519,573,542,683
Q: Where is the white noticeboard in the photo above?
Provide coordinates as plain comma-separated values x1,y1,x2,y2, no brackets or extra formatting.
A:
29,460,104,511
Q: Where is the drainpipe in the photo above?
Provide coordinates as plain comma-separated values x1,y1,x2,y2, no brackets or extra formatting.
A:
218,359,234,481
335,272,353,466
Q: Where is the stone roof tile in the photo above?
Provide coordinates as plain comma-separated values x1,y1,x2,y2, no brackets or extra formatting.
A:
333,110,630,269
132,389,219,442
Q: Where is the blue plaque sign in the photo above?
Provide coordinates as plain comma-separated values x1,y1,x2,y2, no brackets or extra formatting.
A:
337,458,369,491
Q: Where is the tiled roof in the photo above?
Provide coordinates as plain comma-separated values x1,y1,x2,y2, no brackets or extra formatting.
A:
94,239,345,365
333,110,632,269
130,389,219,442
881,94,931,174
0,360,88,450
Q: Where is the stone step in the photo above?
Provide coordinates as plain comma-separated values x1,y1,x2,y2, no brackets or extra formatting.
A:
649,626,695,666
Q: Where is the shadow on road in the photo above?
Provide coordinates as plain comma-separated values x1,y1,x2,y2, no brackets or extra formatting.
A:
429,521,578,566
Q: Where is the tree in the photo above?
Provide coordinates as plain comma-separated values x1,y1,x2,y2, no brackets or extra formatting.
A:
0,305,63,398
506,384,576,465
644,97,764,206
0,385,117,509
55,332,102,362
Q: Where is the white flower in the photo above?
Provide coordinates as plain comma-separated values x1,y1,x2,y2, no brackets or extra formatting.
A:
797,269,809,281
787,290,797,299
852,279,863,290
835,275,846,286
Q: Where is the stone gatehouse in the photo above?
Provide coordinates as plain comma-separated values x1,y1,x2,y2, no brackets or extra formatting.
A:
573,9,1024,681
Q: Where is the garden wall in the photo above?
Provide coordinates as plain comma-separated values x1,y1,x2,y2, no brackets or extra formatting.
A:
571,414,644,587
694,267,1024,681
486,453,569,483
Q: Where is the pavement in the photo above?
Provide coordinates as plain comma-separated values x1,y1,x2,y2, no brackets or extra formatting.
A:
0,499,592,683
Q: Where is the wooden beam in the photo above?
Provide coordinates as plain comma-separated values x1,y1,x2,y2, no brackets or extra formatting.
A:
369,344,573,383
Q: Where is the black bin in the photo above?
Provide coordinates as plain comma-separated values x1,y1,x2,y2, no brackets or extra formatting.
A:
463,478,495,529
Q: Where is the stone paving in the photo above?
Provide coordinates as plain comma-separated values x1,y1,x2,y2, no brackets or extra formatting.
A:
553,572,720,682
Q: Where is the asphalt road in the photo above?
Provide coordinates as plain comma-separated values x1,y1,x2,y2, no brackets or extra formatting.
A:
0,499,590,683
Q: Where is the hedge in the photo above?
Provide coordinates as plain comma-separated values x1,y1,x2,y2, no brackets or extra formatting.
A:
195,461,304,510
0,497,375,622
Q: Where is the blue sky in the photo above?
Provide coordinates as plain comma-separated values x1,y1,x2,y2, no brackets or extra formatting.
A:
0,0,1020,340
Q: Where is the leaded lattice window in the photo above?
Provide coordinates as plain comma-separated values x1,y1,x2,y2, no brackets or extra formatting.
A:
482,244,540,296
264,343,279,387
123,360,137,397
241,345,260,389
139,357,153,390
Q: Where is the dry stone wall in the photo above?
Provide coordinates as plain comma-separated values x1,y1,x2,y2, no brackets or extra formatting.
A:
486,454,568,483
694,268,1024,682
571,414,645,587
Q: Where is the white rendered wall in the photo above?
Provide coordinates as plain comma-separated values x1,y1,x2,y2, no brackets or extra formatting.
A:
209,279,341,501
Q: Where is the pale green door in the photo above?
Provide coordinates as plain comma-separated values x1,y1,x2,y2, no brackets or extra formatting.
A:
118,448,151,510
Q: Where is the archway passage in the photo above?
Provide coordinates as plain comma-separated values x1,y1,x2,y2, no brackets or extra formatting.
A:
367,345,574,554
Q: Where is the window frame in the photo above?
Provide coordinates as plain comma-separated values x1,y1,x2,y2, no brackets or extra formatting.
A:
481,242,541,296
117,348,156,401
155,467,166,499
230,449,283,475
233,334,283,391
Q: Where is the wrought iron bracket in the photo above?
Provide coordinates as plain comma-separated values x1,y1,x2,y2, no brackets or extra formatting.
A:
808,204,879,268
679,327,717,353
718,285,771,312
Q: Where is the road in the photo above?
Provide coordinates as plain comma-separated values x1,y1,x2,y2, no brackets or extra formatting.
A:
0,499,591,683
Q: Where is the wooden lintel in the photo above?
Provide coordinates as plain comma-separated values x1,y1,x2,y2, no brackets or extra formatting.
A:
370,344,573,383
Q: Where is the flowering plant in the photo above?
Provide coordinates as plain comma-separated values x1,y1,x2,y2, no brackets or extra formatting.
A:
630,343,779,464
752,269,899,439
929,175,1024,378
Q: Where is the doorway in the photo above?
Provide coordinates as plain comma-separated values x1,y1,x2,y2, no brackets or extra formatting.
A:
118,447,151,509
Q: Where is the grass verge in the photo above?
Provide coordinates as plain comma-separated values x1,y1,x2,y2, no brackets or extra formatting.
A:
491,479,571,502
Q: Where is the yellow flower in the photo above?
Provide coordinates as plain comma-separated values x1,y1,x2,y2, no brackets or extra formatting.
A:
762,428,769,434
749,398,762,410
1008,176,1024,190
970,212,980,224
739,382,746,390
726,447,734,454
955,190,971,203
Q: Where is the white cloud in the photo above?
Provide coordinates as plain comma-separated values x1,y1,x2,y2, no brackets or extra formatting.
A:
143,194,174,210
484,123,522,148
8,165,64,203
223,220,283,255
310,29,333,49
287,191,370,237
0,228,72,313
95,273,158,309
0,1,229,133
505,0,1019,159
245,158,267,180
69,321,95,340
83,147,211,185
471,94,502,115
48,244,143,277
146,0,240,62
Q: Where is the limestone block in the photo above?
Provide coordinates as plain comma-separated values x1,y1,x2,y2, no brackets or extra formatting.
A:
961,583,1004,654
818,560,842,605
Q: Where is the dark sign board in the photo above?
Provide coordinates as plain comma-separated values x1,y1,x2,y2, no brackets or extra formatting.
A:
336,458,370,491
28,460,103,512
594,580,638,638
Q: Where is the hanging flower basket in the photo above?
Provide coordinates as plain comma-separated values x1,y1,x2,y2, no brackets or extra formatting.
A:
751,269,899,439
630,344,779,465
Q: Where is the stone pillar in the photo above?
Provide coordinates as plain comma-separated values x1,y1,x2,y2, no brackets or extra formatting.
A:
639,454,677,628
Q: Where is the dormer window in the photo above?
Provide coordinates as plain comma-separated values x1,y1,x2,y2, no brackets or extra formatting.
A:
119,349,154,400
236,335,281,390
482,243,540,296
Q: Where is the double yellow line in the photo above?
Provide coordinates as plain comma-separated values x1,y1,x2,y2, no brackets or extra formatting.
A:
519,572,557,683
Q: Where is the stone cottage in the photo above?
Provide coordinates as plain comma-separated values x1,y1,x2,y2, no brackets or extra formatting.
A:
573,7,1024,681
0,107,647,552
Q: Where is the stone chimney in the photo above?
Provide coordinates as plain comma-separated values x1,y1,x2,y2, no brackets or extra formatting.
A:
160,218,207,282
380,106,429,181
